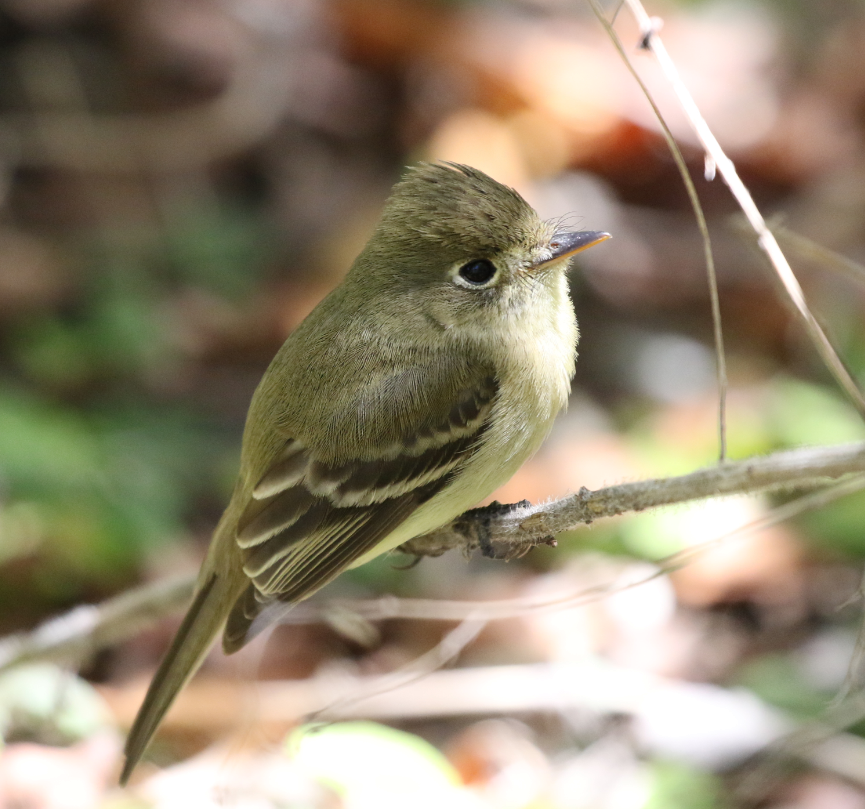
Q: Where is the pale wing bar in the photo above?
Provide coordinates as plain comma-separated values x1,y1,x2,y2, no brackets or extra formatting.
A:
236,376,497,548
223,374,497,653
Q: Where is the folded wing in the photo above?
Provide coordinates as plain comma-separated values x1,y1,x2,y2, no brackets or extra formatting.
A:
222,373,497,652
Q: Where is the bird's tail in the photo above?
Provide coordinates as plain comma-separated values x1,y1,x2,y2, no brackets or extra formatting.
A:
120,571,237,784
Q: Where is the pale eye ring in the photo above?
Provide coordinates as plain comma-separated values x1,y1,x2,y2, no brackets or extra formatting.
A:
458,259,497,285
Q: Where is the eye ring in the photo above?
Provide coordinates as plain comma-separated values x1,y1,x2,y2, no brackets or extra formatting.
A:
458,259,497,286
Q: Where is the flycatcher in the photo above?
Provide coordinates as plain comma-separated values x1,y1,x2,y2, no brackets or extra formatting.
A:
121,162,610,782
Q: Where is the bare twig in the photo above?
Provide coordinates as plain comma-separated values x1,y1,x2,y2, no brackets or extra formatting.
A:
3,441,865,675
0,574,194,672
834,564,865,706
336,474,865,625
615,0,865,417
404,441,865,558
307,618,487,723
736,691,865,801
768,219,865,286
587,0,728,461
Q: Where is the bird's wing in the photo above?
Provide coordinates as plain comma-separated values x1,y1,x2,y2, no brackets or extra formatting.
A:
223,371,498,651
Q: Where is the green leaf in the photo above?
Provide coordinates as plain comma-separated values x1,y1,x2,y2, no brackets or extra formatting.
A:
0,664,113,745
286,722,463,803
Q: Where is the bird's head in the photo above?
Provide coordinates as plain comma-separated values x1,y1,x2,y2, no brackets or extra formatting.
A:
350,162,609,331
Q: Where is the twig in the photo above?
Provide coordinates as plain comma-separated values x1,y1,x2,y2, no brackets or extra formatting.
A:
616,0,865,417
2,441,865,674
0,575,194,673
736,691,865,801
834,563,865,706
768,219,865,286
403,441,865,558
331,474,865,624
587,0,728,461
306,618,487,723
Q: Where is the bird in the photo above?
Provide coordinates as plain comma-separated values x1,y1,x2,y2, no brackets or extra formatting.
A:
120,162,610,783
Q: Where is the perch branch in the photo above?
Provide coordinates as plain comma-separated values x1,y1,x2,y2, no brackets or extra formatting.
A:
2,441,865,674
402,441,865,558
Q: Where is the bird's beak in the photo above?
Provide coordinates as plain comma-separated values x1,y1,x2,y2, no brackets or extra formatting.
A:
534,230,611,270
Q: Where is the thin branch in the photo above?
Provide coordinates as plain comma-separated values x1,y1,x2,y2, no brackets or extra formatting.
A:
736,689,865,801
329,474,865,625
768,219,865,286
307,618,487,723
587,0,728,460
617,0,865,417
834,563,865,706
402,441,865,558
0,575,194,673
3,441,865,675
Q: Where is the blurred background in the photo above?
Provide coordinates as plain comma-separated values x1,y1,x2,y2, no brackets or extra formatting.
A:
3,0,865,806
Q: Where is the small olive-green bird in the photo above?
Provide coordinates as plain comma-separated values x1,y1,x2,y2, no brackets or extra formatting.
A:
120,162,609,783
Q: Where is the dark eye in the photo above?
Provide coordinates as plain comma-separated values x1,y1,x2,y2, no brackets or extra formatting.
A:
458,259,497,285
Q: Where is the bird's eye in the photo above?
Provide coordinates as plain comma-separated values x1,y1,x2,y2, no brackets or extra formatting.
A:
458,259,497,286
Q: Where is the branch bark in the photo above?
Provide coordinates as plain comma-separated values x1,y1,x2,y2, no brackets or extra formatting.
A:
2,441,865,675
402,441,865,558
0,575,194,673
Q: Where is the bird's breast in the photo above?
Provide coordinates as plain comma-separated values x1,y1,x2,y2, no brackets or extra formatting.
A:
348,279,578,567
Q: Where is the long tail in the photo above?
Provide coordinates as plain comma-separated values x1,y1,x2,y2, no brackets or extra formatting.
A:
120,571,235,784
